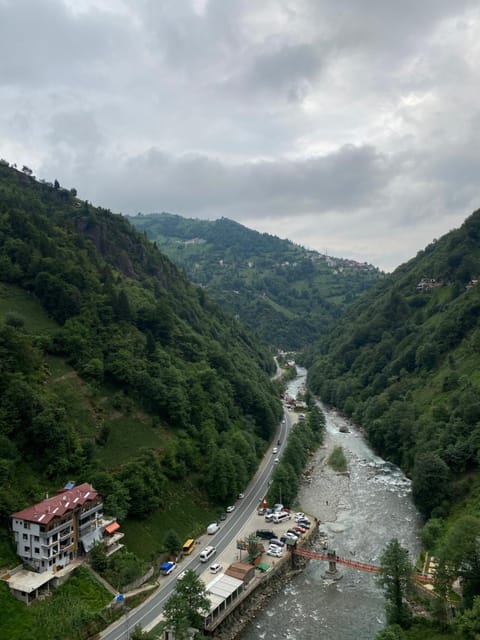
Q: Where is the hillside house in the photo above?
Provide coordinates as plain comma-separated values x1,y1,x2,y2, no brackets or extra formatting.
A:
10,482,122,573
416,277,442,292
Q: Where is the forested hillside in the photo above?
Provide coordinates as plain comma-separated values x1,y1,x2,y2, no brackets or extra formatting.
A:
130,212,383,349
308,208,480,525
0,162,282,561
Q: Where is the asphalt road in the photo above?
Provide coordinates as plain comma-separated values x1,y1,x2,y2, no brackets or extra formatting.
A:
100,411,292,640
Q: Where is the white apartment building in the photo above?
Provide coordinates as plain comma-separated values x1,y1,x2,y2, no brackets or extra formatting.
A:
10,482,104,574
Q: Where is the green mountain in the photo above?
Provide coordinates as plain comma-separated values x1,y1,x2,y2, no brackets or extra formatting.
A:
0,161,282,562
129,212,384,349
308,208,480,521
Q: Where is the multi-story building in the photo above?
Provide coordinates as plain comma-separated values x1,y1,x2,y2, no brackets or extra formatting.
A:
10,482,104,573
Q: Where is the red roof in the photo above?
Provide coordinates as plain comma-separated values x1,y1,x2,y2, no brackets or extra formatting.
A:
11,483,99,525
105,521,120,534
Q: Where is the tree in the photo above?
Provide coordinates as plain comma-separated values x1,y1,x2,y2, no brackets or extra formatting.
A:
374,625,405,640
89,541,108,572
161,569,210,637
412,452,450,516
130,625,154,639
438,515,480,608
377,539,413,628
163,529,182,557
453,596,480,639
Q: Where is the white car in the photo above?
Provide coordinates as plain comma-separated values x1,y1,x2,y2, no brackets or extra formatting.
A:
294,512,305,522
226,505,235,513
274,458,280,464
285,531,299,541
272,447,278,454
209,563,222,574
267,548,282,558
177,570,188,581
238,493,245,499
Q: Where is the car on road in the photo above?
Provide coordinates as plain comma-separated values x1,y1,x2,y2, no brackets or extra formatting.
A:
272,447,278,454
238,493,244,499
209,563,222,574
159,561,176,575
273,458,280,464
219,512,227,521
226,505,235,513
177,570,188,581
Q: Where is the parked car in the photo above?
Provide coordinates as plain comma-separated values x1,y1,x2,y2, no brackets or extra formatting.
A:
256,529,276,539
285,531,299,541
270,538,285,547
294,512,305,521
293,525,307,534
219,512,227,521
264,513,274,522
257,507,266,516
159,561,176,576
226,505,235,513
272,504,284,512
268,542,283,552
297,519,311,528
209,563,222,574
238,493,245,499
207,522,220,535
267,547,282,558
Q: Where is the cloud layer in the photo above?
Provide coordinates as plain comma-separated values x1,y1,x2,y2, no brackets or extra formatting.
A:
1,0,479,270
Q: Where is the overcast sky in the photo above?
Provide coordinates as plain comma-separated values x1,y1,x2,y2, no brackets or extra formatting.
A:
1,0,479,271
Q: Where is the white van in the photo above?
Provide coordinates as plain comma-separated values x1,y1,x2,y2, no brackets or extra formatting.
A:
207,522,220,535
200,545,216,562
272,511,291,524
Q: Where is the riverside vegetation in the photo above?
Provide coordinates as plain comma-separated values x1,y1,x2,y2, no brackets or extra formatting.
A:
308,207,480,638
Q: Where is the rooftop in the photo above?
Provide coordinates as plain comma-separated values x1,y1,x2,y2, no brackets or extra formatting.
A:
11,483,99,525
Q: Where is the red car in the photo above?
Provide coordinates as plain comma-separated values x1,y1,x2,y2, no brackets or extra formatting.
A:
293,525,306,534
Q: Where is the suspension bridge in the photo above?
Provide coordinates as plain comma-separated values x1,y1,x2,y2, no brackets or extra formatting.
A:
293,548,434,583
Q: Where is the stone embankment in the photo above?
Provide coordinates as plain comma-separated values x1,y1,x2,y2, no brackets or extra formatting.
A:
212,523,320,640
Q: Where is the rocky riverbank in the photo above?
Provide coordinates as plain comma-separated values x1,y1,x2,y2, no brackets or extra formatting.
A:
212,529,319,640
213,431,348,639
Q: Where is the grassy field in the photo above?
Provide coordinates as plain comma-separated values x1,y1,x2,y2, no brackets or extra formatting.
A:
121,482,219,561
0,283,58,333
95,414,169,469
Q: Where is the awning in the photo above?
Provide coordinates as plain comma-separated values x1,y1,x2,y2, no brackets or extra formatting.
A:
105,522,120,535
255,563,271,573
80,529,103,552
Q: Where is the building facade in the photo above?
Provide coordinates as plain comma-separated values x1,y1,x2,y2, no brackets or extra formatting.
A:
10,482,104,573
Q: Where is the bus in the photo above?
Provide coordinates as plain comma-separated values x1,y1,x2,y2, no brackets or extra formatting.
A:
182,538,195,555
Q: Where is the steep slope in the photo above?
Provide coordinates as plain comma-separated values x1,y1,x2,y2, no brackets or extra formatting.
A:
308,207,480,519
0,162,282,559
129,212,383,349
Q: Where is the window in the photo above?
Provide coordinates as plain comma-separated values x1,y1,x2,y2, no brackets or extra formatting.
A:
24,546,30,552
34,535,39,542
24,522,30,529
34,547,40,554
22,533,28,540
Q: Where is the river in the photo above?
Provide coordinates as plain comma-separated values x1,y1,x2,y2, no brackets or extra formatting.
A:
239,367,422,640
